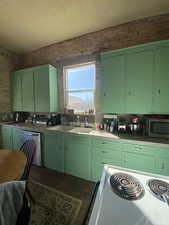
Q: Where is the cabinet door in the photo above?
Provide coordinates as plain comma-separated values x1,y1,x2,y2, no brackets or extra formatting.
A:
157,157,169,176
0,126,13,149
152,47,169,113
126,50,153,114
44,133,64,173
11,72,22,111
34,66,50,112
92,147,122,181
101,55,125,113
22,71,34,112
12,127,22,151
122,151,156,173
64,143,91,180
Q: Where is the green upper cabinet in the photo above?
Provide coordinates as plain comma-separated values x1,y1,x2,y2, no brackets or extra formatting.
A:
11,64,59,113
101,55,125,113
34,65,58,112
11,72,22,111
125,50,153,114
22,71,34,112
101,39,169,114
152,47,169,114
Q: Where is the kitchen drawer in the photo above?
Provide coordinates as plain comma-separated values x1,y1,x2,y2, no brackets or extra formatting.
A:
91,155,121,181
64,134,91,145
92,138,121,150
121,143,157,154
92,147,121,162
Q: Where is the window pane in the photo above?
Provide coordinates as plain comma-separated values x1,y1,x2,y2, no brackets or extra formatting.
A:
67,91,94,113
66,64,95,91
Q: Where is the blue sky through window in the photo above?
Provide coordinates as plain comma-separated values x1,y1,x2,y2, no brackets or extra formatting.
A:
67,64,95,90
66,63,95,113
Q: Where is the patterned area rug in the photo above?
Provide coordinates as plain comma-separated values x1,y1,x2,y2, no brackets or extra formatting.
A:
28,181,82,225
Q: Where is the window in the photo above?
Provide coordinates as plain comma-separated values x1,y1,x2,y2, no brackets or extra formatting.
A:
64,62,95,114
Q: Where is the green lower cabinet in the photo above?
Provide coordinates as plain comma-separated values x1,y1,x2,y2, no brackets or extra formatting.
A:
122,151,156,173
157,157,169,176
0,125,13,149
12,127,22,151
44,132,64,173
91,138,123,181
64,142,91,180
157,149,169,176
92,147,122,181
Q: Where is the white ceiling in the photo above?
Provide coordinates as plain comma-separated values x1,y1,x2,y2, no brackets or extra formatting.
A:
0,0,169,54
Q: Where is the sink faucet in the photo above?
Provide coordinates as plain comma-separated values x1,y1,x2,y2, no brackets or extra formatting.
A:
76,115,81,127
84,116,89,128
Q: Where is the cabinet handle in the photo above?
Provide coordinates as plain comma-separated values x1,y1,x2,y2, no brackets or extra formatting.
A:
158,89,161,94
104,93,106,97
135,147,142,150
101,150,107,154
102,142,106,144
102,162,106,165
162,162,165,170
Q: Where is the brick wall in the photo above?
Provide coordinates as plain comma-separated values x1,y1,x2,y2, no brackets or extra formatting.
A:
20,13,169,68
15,14,169,118
16,12,169,120
0,48,20,112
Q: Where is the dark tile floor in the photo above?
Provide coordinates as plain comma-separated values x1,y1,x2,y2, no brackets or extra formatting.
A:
29,166,95,225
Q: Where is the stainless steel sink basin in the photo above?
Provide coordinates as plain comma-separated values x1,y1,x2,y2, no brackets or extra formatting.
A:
69,127,93,134
47,125,74,131
47,125,94,134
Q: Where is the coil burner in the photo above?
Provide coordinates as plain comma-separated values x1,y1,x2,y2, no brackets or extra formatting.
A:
148,179,169,202
110,173,144,200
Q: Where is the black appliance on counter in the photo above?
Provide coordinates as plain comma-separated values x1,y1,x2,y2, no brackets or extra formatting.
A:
47,114,61,126
13,112,29,123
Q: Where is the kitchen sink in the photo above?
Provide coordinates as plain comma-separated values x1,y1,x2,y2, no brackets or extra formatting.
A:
69,127,93,134
47,125,94,134
47,125,74,131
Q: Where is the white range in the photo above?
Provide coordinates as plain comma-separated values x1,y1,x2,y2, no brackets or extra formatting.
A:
88,165,169,225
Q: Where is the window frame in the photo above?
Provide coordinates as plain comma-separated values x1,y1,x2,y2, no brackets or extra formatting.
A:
63,62,96,114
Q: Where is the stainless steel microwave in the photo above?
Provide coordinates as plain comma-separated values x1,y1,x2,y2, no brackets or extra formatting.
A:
148,119,169,138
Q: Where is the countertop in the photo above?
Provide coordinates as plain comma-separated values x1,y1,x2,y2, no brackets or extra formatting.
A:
1,122,169,147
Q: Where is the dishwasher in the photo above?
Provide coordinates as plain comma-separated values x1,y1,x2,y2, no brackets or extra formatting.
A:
20,130,42,166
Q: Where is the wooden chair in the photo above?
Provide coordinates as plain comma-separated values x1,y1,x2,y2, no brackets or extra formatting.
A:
20,139,36,180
